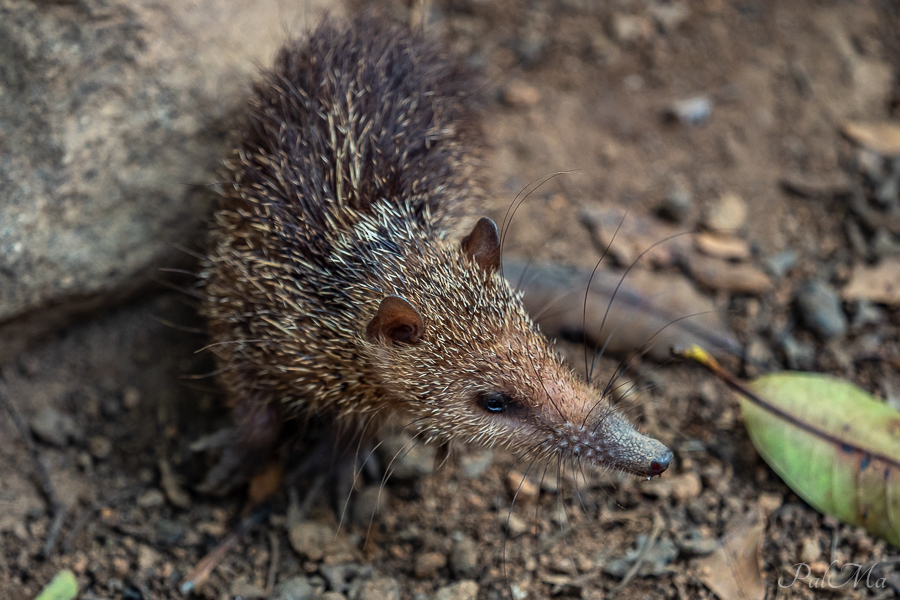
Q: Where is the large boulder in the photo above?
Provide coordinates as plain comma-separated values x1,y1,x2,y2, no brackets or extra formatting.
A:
0,0,333,361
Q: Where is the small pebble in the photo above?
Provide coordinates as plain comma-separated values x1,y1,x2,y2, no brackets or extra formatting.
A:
88,436,112,460
154,519,186,546
778,333,815,370
137,489,166,509
231,580,267,599
271,576,316,600
656,178,694,223
30,408,83,447
611,13,654,44
137,545,160,571
351,486,385,527
434,580,479,600
799,537,821,563
505,471,539,503
670,472,703,501
503,80,540,108
849,299,884,328
112,556,130,576
649,2,689,32
377,434,435,480
356,577,401,600
320,594,346,600
450,535,479,578
795,280,847,340
414,551,447,578
758,492,783,517
764,250,797,279
319,564,372,596
501,512,529,537
122,386,141,410
668,96,712,126
17,353,42,377
288,521,352,562
459,450,493,478
703,192,747,231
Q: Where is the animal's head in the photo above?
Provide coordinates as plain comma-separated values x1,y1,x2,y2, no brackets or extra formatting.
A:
362,213,672,478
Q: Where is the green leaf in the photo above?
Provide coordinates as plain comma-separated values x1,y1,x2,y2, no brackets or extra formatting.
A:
34,569,78,600
677,347,900,546
739,372,900,546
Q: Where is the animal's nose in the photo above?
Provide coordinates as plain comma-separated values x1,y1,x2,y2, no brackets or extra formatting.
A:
648,449,673,476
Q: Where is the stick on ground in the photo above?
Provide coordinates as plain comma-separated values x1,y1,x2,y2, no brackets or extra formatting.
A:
0,373,66,558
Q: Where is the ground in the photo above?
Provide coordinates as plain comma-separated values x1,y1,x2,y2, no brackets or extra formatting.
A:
2,0,899,599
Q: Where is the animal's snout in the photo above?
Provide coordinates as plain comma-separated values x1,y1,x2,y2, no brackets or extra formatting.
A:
648,449,673,477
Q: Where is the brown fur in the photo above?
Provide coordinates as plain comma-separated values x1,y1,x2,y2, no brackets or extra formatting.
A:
201,15,671,477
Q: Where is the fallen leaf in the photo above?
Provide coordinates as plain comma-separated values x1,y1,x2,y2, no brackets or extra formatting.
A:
693,508,765,600
682,347,900,546
505,260,740,362
694,232,751,261
688,254,773,295
842,258,900,306
580,207,690,268
841,120,900,156
34,570,78,600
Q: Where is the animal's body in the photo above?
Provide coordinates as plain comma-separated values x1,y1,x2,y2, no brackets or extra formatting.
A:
200,15,671,479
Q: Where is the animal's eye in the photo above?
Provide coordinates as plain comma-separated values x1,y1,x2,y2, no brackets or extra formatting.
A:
477,392,515,414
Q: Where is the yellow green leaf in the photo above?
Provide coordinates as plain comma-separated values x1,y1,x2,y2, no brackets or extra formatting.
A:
34,569,78,600
679,345,900,546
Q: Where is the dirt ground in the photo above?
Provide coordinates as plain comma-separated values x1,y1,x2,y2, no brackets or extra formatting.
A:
2,0,899,599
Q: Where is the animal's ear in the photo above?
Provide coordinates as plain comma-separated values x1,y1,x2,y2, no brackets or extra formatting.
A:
461,217,501,273
366,295,424,345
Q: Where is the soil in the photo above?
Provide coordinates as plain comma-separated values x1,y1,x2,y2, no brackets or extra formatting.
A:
2,1,899,599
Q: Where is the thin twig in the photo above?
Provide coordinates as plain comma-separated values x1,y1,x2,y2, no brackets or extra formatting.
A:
614,511,665,592
0,374,65,558
266,530,280,595
180,503,273,594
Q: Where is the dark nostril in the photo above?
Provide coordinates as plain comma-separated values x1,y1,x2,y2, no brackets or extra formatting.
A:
648,449,673,476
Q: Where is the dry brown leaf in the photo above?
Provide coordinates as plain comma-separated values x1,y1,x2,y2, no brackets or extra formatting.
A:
506,260,739,362
688,254,773,295
841,121,900,156
842,258,900,306
694,233,752,261
580,207,690,268
693,507,765,600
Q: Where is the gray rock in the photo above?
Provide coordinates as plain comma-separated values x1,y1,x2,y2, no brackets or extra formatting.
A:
30,408,83,447
154,519,186,546
356,576,401,600
0,0,332,362
377,433,436,480
667,96,712,126
657,179,694,223
849,299,884,329
602,535,678,578
350,486,386,528
319,564,372,596
434,580,479,600
779,332,816,371
458,449,494,479
795,280,848,340
764,250,798,279
450,534,480,578
271,577,316,600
